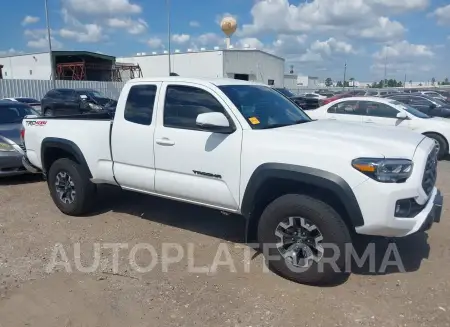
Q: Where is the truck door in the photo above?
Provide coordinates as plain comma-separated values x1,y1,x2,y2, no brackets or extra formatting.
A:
153,82,242,211
110,82,162,191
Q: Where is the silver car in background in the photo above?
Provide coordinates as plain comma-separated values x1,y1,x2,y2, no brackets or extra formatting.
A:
0,100,39,176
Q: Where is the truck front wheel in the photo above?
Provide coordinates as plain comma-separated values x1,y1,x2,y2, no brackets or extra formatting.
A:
257,194,351,285
47,158,96,216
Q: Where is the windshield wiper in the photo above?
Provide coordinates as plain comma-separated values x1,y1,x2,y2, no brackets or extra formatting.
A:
261,120,309,129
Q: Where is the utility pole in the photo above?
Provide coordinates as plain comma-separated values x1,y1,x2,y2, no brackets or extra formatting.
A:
383,53,387,88
404,73,406,89
166,0,172,76
44,0,55,87
343,62,347,91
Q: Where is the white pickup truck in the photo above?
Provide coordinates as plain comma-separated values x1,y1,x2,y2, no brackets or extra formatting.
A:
22,77,443,284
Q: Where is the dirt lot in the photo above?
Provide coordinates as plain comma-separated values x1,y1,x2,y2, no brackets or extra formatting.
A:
1,163,450,327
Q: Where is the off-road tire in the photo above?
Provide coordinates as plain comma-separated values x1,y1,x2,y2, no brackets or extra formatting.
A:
257,194,351,285
47,158,96,216
424,133,447,160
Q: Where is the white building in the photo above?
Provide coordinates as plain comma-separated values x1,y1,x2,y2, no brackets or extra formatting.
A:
0,51,116,81
296,75,320,88
117,49,285,87
283,74,298,89
0,52,52,80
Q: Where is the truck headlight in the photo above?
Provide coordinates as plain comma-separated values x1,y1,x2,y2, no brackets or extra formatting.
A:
88,103,103,110
0,142,16,152
352,158,413,183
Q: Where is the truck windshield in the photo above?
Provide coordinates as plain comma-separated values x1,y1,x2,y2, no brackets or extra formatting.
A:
218,85,311,129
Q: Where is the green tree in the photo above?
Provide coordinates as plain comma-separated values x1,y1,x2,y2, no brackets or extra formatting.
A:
442,77,450,85
336,81,343,87
431,77,436,86
325,77,333,87
397,81,403,87
344,81,350,87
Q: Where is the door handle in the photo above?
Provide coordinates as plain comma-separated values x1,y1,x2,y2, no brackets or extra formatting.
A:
156,138,175,146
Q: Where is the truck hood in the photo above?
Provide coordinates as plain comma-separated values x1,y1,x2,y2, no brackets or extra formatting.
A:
268,120,425,159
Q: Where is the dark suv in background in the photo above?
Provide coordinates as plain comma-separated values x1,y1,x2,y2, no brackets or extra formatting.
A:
40,88,117,116
384,93,450,118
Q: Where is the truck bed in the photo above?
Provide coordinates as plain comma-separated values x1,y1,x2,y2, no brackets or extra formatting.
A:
23,114,115,184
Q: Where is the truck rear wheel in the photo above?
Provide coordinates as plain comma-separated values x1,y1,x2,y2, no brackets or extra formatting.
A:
257,194,351,285
47,158,96,216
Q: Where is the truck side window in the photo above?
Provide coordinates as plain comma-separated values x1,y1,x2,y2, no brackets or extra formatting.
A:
164,85,225,130
124,85,157,125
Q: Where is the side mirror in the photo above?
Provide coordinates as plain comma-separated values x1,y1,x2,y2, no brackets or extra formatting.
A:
430,103,437,109
196,112,235,134
396,112,408,120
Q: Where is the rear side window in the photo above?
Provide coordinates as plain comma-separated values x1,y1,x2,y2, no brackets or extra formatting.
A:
328,101,363,115
361,101,399,118
124,85,157,125
45,90,59,99
163,85,225,130
57,89,77,100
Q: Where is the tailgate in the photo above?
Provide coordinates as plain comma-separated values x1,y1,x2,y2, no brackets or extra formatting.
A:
23,118,112,178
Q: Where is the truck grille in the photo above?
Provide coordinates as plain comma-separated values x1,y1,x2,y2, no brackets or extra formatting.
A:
422,146,438,196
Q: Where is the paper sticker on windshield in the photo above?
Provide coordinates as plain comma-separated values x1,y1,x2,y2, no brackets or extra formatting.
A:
80,95,88,99
248,117,260,125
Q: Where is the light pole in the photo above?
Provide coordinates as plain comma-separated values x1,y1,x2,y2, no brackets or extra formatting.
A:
166,0,172,75
44,0,55,87
343,62,347,91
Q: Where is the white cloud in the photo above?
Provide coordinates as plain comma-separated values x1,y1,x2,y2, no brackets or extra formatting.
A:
189,21,200,27
236,37,264,49
368,0,429,13
147,37,163,48
371,40,435,77
24,29,49,39
64,0,142,15
239,0,407,42
107,18,148,34
21,15,40,26
373,40,434,61
59,24,104,43
348,17,406,41
298,50,324,63
270,34,308,55
0,49,23,56
24,28,63,50
310,37,355,55
196,33,223,46
27,37,63,50
172,34,190,44
430,4,450,26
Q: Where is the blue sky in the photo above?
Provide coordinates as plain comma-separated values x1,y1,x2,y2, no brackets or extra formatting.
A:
1,0,450,82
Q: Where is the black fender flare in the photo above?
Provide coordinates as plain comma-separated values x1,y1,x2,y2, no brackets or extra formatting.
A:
41,137,92,177
241,163,364,227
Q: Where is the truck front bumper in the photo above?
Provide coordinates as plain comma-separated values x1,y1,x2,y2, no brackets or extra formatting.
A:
355,186,443,237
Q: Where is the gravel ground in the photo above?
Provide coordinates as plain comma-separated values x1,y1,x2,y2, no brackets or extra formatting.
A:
1,162,450,327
